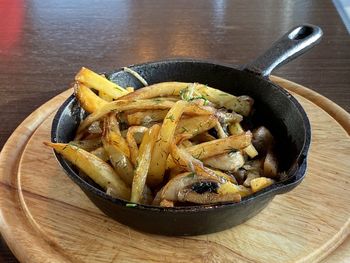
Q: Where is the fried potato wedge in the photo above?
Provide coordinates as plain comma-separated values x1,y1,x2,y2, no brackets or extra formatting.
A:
44,142,130,200
170,142,226,183
75,67,128,98
102,117,134,186
99,91,114,102
175,115,217,139
131,124,160,203
167,132,252,169
90,147,109,161
250,177,275,193
120,82,189,100
74,82,108,113
228,122,258,158
229,122,244,135
120,81,253,116
126,109,168,126
195,85,253,116
147,101,188,186
69,137,102,152
126,126,148,166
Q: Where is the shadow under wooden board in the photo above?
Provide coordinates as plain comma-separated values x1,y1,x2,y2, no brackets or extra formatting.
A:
0,77,349,263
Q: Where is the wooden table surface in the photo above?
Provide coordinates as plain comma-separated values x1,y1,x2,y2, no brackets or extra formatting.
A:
0,0,349,262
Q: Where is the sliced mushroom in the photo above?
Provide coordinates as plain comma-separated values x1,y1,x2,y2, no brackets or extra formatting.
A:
152,187,164,206
232,168,247,185
161,173,216,201
215,108,243,124
263,150,278,178
161,172,241,205
88,121,103,134
177,189,241,204
203,151,245,171
252,126,274,154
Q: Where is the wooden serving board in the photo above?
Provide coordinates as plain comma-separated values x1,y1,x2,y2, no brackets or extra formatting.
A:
0,77,349,263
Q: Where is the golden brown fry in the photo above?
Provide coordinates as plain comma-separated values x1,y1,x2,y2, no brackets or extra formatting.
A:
90,147,109,161
167,132,252,169
195,85,253,116
215,120,228,139
179,140,193,148
104,114,130,157
243,172,260,187
191,132,216,143
243,144,258,158
75,67,128,98
120,82,189,100
69,137,102,151
170,141,225,183
250,177,275,193
188,132,252,159
120,82,252,116
126,126,148,166
131,124,160,203
228,122,258,158
98,91,113,102
126,110,168,126
102,116,134,186
175,115,217,139
74,82,107,113
147,101,188,186
44,142,130,200
229,122,244,135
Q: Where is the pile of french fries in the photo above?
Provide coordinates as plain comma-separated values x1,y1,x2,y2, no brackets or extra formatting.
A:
45,67,279,207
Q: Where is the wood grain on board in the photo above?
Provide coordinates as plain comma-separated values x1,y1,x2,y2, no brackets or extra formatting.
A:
0,78,349,263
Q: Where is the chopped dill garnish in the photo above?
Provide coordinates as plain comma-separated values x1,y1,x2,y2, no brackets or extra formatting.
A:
180,126,189,133
166,114,175,122
186,172,195,178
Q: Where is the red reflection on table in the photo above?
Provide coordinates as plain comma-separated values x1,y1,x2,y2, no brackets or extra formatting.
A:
0,0,24,54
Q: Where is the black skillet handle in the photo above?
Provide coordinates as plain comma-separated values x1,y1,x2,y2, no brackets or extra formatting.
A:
244,24,323,77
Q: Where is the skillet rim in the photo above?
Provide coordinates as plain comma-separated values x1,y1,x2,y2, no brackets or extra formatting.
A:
51,58,311,213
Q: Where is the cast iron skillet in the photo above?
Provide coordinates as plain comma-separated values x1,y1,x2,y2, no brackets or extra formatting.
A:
52,24,322,236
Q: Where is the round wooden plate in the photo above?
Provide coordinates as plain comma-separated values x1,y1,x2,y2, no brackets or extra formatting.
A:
0,77,349,263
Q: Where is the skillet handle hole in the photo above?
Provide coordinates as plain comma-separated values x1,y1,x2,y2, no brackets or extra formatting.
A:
288,26,314,40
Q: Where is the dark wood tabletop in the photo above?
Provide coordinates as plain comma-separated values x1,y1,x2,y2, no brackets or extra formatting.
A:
0,0,349,261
